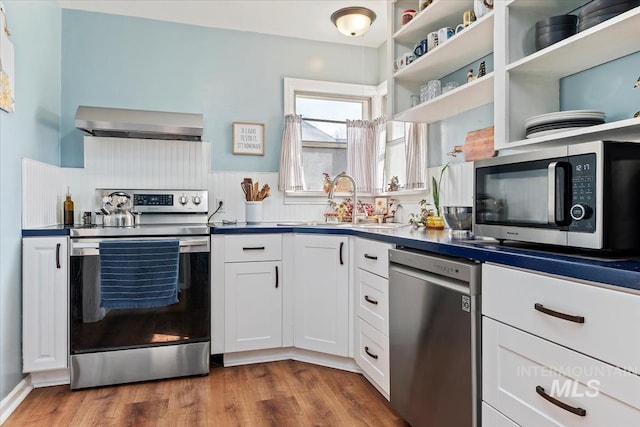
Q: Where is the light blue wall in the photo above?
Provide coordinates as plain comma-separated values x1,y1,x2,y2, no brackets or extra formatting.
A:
61,10,380,171
0,1,61,400
561,51,640,122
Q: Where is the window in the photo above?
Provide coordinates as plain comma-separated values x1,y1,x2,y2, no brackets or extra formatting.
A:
284,78,379,192
381,92,407,191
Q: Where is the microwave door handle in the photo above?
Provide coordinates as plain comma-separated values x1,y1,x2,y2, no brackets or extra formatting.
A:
548,161,570,226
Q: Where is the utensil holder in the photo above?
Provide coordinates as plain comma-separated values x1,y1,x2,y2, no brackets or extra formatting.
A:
245,201,263,224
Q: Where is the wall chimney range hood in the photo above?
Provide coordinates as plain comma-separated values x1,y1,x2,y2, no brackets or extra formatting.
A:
74,106,203,141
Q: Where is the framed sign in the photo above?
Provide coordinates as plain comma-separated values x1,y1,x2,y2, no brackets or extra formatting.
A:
233,122,264,155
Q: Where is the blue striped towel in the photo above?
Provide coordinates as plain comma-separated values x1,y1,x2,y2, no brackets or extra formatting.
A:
99,239,180,309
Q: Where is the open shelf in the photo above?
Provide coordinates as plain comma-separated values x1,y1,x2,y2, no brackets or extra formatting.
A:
393,12,494,83
500,118,640,150
506,8,640,79
394,73,494,123
393,0,474,44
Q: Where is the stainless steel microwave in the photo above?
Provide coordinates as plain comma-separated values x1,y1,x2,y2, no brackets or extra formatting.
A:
474,141,640,250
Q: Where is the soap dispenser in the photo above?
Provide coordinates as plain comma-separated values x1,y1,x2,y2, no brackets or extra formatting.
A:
64,187,74,226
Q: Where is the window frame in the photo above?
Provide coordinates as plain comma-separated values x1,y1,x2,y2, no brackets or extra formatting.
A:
283,78,380,199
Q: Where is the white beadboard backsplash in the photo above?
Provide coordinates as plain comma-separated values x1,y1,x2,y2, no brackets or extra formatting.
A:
208,172,328,223
23,137,473,227
84,137,210,189
22,158,62,228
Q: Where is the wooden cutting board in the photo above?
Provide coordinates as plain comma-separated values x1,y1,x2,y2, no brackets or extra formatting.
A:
450,126,497,161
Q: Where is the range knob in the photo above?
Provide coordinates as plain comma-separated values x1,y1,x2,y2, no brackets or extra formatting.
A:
178,195,189,206
192,195,202,205
570,204,592,221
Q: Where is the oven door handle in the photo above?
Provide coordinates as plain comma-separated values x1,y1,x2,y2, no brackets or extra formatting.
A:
71,238,210,256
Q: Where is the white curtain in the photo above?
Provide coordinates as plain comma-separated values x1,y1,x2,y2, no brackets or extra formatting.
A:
278,114,306,191
404,122,428,189
346,117,386,193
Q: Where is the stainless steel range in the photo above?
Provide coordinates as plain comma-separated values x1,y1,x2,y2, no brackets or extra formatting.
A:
69,189,210,389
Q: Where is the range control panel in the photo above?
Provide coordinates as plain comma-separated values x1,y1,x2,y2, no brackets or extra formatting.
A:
96,189,208,214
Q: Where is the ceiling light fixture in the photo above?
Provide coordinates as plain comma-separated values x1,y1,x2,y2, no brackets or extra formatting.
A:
330,6,376,37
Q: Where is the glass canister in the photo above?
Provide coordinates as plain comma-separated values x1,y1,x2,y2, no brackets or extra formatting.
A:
426,79,442,100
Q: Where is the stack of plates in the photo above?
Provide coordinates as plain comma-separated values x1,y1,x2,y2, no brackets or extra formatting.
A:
525,110,606,139
578,0,640,32
534,15,578,51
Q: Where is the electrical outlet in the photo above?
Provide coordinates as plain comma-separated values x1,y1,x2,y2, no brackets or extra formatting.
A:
215,198,225,213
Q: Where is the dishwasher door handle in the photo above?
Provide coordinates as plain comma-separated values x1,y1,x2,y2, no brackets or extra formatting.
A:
390,264,470,295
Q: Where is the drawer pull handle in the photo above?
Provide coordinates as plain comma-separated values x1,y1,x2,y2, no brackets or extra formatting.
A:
364,295,378,305
364,346,378,360
242,246,265,251
339,241,344,265
536,385,587,417
534,303,585,324
363,254,378,260
56,243,61,269
275,265,279,289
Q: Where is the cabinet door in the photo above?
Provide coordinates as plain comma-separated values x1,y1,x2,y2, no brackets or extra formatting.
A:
294,235,349,356
22,237,68,372
225,261,282,352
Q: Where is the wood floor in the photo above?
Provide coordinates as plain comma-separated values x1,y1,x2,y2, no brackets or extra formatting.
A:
5,360,409,426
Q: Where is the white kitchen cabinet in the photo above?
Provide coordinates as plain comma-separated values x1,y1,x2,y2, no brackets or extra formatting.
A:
353,238,393,397
483,263,640,375
494,1,640,149
222,234,283,353
293,234,350,357
22,237,69,372
388,0,494,123
482,263,640,426
482,402,519,427
483,317,640,426
224,261,282,352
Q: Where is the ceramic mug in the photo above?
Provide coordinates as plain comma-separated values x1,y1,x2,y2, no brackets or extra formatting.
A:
413,38,428,58
456,24,466,34
437,27,456,44
427,31,439,51
463,9,477,26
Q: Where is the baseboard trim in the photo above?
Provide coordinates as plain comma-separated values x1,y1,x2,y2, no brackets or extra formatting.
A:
223,347,361,374
0,376,33,425
29,369,70,388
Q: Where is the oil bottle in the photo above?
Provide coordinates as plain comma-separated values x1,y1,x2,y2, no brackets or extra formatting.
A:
63,187,74,226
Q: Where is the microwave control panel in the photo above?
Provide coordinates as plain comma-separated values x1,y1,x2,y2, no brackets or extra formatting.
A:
569,154,596,232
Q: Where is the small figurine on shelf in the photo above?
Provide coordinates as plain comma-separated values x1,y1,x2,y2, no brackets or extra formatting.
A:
467,69,475,83
477,61,486,78
387,176,400,192
322,172,332,193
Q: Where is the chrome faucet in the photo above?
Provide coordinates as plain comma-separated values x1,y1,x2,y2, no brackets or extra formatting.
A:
328,172,359,223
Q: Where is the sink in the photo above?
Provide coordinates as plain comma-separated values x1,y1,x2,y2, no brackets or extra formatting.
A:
352,223,410,230
276,221,351,227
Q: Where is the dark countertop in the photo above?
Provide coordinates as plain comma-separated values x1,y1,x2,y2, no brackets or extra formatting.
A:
24,222,640,292
210,222,640,292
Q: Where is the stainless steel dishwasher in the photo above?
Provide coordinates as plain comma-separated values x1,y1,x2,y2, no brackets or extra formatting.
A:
389,248,481,427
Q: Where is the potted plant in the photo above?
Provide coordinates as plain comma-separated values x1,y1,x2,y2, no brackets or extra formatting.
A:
427,163,449,229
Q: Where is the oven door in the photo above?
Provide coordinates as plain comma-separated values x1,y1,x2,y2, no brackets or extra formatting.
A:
474,146,573,246
69,236,210,355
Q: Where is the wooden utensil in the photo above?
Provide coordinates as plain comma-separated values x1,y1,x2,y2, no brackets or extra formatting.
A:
448,126,497,161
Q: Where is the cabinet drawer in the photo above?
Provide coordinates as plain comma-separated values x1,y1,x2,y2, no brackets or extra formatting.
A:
482,402,519,427
354,317,389,396
355,269,388,335
483,263,640,375
355,238,393,278
483,318,640,426
225,234,282,262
